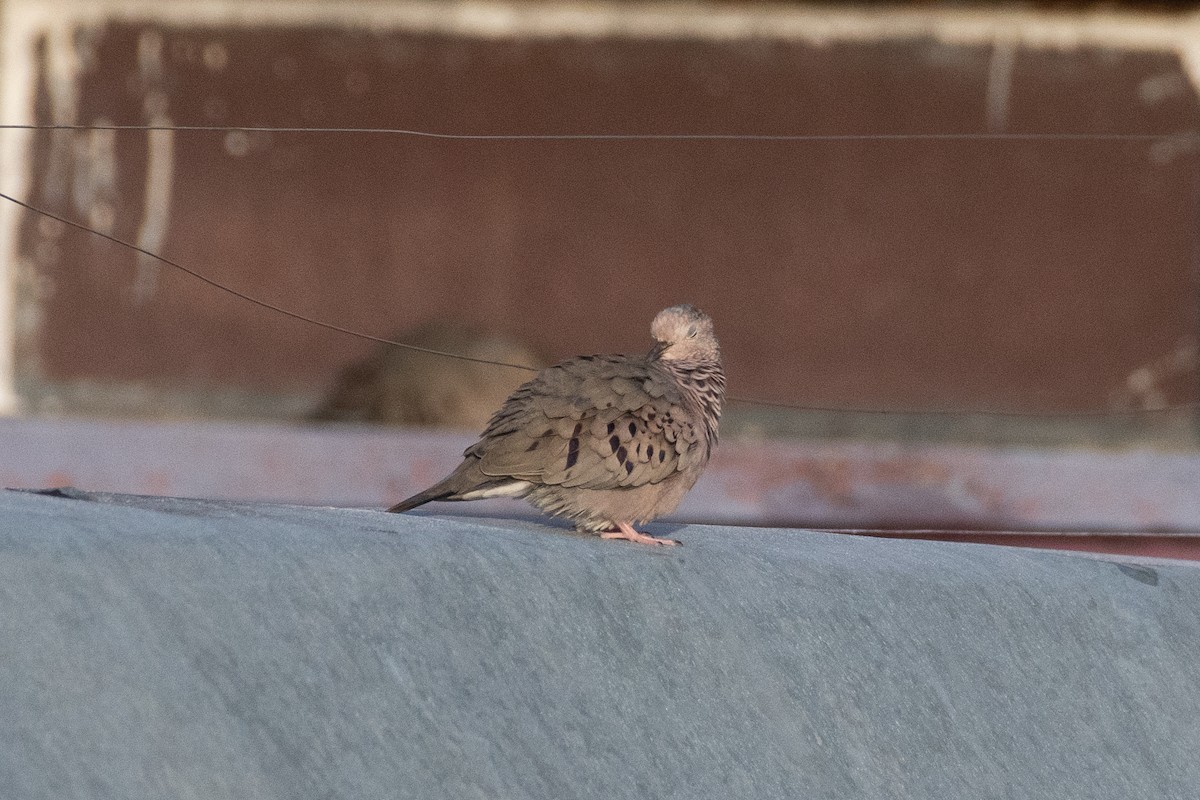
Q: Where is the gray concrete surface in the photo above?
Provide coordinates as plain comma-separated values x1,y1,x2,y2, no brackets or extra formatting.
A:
2,488,1198,800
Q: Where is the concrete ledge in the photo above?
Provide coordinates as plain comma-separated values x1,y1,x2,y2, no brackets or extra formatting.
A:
4,416,1200,536
3,488,1198,799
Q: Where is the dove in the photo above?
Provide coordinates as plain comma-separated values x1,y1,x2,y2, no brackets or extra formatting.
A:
387,304,725,545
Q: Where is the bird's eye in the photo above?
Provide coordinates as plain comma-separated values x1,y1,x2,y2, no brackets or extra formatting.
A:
686,326,698,339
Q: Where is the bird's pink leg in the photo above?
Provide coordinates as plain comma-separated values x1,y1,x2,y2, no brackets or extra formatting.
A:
600,521,680,546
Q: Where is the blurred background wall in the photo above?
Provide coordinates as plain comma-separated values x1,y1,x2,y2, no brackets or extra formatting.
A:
1,1,1200,546
1,0,1197,443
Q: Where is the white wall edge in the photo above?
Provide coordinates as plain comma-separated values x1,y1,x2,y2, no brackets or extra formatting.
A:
0,1,38,415
0,1,1197,52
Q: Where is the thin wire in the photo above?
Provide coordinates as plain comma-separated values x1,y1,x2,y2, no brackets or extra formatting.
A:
0,191,537,372
723,396,1194,417
1,123,1193,142
1,189,1196,417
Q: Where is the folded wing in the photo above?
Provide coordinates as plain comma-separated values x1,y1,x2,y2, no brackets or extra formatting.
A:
468,355,705,489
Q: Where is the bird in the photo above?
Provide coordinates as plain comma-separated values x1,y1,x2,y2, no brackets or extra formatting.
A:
311,319,544,430
387,304,725,545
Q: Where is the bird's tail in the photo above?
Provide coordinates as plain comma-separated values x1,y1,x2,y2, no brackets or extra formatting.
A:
386,459,490,513
387,479,462,513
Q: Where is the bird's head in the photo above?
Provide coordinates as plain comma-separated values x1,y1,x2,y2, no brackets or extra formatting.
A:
648,304,720,362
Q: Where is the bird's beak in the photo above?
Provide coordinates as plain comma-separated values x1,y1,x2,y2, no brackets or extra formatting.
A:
648,340,668,360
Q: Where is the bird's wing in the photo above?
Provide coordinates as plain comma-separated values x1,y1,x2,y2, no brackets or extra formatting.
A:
468,355,707,489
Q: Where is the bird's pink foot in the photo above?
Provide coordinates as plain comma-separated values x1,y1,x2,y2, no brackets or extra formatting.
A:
599,521,680,546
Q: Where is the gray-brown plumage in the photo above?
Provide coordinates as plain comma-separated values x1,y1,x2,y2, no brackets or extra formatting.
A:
310,320,544,431
388,304,725,545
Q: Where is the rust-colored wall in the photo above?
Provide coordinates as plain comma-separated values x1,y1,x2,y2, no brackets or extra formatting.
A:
13,11,1200,418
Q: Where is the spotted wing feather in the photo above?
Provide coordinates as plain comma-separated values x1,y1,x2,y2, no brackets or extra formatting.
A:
467,355,702,489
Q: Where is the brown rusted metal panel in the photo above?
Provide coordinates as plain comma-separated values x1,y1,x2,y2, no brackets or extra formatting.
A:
12,15,1200,422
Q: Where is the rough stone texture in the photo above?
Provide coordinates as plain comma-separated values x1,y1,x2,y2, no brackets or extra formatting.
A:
2,488,1198,799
